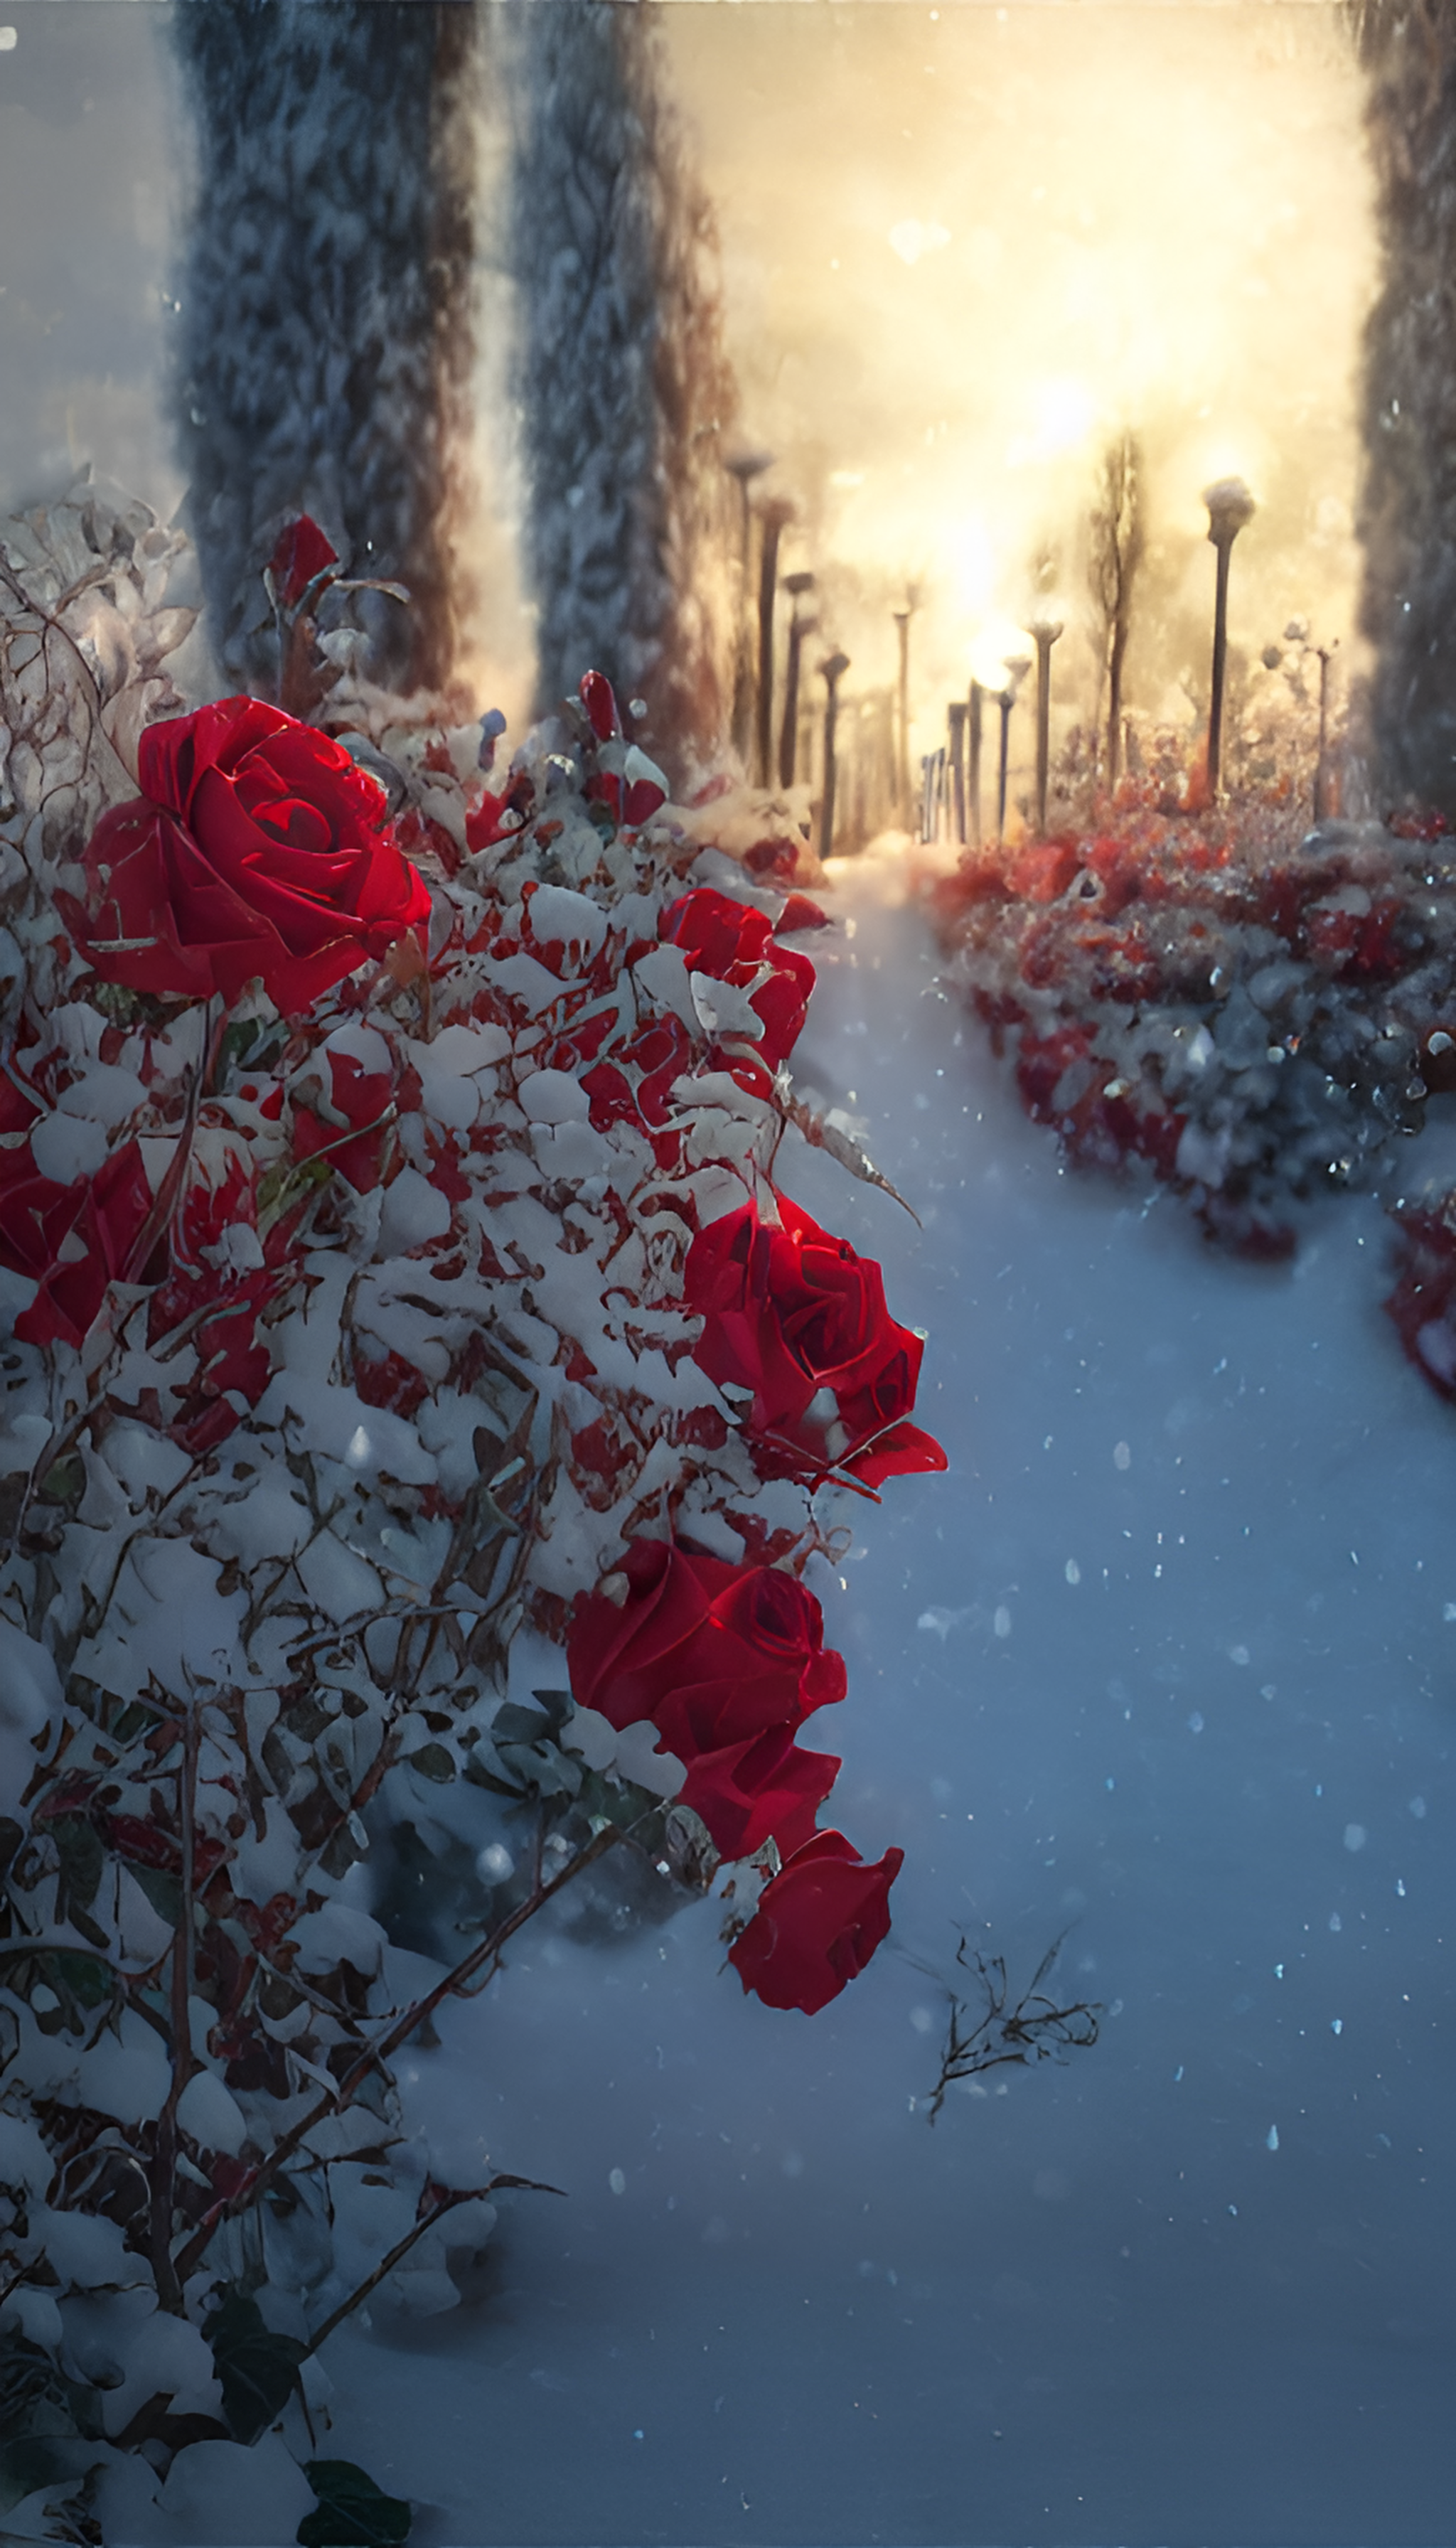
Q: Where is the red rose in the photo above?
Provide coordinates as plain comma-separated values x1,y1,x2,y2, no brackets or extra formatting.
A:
728,1830,904,2015
0,1140,152,1349
683,1195,948,1488
567,1539,845,1768
659,887,813,1071
678,1722,841,1865
63,697,432,1012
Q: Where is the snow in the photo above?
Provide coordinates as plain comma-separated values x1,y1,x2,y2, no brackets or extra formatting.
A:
0,1616,60,1735
377,1162,454,1256
175,2070,250,2158
304,863,1455,2546
30,1108,107,1184
98,2433,316,2548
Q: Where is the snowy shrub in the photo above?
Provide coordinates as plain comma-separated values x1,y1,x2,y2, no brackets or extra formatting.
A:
0,482,942,2541
931,791,1456,1255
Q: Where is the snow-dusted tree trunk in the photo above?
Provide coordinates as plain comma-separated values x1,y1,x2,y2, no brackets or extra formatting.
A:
508,2,737,771
1355,0,1456,813
170,0,476,696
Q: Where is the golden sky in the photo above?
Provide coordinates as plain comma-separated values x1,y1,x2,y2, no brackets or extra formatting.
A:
661,1,1376,778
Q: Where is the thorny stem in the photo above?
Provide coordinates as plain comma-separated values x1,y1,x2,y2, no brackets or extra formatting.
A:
147,1705,200,2313
171,1821,622,2285
120,997,229,1285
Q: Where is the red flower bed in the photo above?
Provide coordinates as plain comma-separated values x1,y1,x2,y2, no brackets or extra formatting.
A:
931,796,1456,1252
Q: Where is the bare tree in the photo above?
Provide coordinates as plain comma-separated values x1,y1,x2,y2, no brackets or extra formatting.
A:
1088,431,1146,793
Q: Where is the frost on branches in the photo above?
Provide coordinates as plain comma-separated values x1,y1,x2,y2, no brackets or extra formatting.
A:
0,483,943,2540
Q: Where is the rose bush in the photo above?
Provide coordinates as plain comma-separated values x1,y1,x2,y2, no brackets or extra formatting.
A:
0,481,950,2537
61,695,432,1012
684,1194,948,1487
727,1829,904,2015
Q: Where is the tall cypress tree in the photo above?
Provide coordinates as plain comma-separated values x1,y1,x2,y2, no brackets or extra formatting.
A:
171,0,476,697
508,2,737,767
1354,0,1456,813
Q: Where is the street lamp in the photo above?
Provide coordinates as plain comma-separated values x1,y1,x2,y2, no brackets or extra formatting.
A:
779,572,817,789
726,449,772,763
819,650,850,861
756,497,796,788
1025,611,1064,840
947,700,968,845
995,654,1032,845
1201,476,1256,799
892,587,919,826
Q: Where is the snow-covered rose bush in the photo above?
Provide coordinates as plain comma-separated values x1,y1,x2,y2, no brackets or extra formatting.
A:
0,485,943,2540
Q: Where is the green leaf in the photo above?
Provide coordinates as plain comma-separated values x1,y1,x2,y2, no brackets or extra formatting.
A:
297,2458,412,2547
403,1743,455,1785
492,1701,551,1744
220,1015,289,1080
38,1453,85,1508
258,1155,331,1227
576,1767,663,1841
0,2331,107,2512
51,1952,112,2011
129,1861,183,1930
496,1740,581,1800
0,2433,104,2517
203,2286,306,2446
528,1687,573,1735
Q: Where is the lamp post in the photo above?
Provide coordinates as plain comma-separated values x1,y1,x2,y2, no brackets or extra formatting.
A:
968,680,984,851
1026,612,1064,840
947,700,968,845
893,589,919,826
726,449,772,764
996,655,1032,845
1201,476,1256,798
779,571,817,789
819,649,850,861
756,497,795,788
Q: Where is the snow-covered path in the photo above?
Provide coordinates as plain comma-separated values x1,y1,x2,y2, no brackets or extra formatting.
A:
309,864,1454,2548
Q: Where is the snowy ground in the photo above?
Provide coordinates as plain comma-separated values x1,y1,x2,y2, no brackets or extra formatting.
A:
276,859,1452,2548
